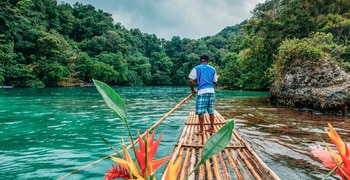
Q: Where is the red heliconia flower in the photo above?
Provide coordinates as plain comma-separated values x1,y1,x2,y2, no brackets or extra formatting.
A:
104,164,130,180
135,130,170,177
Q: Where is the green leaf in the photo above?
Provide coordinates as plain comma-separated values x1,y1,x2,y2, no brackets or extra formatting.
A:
186,120,234,179
93,79,127,122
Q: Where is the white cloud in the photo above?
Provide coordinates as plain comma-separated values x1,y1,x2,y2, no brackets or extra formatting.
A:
60,0,265,39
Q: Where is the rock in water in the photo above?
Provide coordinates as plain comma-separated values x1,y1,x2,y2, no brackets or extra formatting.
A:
269,59,350,115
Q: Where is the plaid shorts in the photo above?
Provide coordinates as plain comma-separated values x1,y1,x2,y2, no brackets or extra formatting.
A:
195,93,215,115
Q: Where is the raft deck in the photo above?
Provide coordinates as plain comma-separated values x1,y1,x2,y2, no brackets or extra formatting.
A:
162,110,280,180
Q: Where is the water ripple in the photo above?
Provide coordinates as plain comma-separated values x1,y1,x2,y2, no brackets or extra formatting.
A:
1,87,349,179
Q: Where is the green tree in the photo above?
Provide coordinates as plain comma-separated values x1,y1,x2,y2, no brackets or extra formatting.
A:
71,3,114,41
91,61,119,84
34,61,69,87
57,3,75,37
74,52,94,82
220,53,240,89
126,53,151,86
95,52,128,84
79,30,127,56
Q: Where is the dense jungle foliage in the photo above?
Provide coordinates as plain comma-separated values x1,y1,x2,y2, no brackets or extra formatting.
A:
1,0,349,89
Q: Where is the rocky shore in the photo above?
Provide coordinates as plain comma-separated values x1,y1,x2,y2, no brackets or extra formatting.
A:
269,59,350,115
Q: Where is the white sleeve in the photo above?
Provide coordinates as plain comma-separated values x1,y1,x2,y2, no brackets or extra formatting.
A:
213,71,218,82
188,68,197,80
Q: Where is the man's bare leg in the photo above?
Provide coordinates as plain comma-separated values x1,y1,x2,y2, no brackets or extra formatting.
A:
205,114,215,133
195,114,204,135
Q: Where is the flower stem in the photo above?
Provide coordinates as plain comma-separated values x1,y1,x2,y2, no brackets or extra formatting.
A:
322,166,338,180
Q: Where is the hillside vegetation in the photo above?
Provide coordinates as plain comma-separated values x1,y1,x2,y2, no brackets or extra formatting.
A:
1,0,349,89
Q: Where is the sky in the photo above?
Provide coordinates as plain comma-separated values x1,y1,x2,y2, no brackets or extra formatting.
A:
59,0,266,40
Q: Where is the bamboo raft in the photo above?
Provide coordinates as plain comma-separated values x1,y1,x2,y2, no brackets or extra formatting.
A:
161,110,280,180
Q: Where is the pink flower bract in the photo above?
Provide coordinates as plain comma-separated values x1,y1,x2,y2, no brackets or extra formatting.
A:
310,144,336,169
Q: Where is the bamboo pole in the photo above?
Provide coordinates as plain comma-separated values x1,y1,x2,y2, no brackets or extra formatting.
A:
59,93,194,180
202,114,213,180
175,144,245,149
232,129,279,179
146,93,194,133
198,113,205,180
230,128,263,179
161,120,187,180
201,114,222,180
187,111,199,180
164,109,280,180
237,149,263,180
162,112,193,180
188,147,196,180
179,148,191,179
210,150,222,179
237,132,281,180
185,122,226,125
212,113,231,180
217,152,231,180
229,148,251,179
223,149,244,180
178,111,196,180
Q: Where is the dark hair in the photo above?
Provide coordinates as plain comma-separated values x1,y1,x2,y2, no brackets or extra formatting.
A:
200,54,209,61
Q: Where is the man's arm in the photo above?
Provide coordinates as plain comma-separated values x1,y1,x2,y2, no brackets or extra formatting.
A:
214,74,220,86
189,78,196,94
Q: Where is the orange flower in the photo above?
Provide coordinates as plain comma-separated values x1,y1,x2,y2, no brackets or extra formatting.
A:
325,123,350,179
164,157,182,180
111,144,144,180
135,131,170,177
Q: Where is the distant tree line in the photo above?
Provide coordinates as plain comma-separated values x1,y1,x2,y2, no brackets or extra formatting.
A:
0,0,349,90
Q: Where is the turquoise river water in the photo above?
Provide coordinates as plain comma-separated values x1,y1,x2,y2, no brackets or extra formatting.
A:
1,86,349,180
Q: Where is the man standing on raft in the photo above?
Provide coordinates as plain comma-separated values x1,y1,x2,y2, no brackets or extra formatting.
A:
189,54,219,135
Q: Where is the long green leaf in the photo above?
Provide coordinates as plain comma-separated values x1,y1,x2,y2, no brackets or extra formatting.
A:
93,79,127,123
186,120,234,179
94,79,138,161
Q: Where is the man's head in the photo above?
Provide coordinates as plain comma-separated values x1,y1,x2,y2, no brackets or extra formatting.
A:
200,54,209,63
